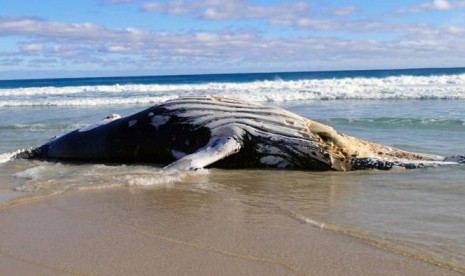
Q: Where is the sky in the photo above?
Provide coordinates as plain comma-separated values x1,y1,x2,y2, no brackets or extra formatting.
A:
1,0,465,79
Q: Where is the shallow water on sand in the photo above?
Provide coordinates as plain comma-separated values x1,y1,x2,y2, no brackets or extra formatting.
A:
1,99,465,272
3,164,465,272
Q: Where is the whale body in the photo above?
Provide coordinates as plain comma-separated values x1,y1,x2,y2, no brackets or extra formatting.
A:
16,96,464,171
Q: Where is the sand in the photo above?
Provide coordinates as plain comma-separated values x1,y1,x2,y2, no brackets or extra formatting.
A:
0,188,460,276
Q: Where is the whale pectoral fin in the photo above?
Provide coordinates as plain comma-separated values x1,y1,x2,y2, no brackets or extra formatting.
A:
164,136,242,171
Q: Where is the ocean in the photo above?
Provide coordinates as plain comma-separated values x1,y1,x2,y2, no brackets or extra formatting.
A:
1,67,465,272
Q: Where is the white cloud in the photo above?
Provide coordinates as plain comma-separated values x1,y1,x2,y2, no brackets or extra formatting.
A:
447,26,465,34
140,1,377,32
1,14,465,74
106,45,131,53
332,7,357,16
0,57,23,66
20,43,43,53
142,0,310,22
143,1,191,15
403,0,465,12
0,17,110,41
105,0,137,3
433,0,452,9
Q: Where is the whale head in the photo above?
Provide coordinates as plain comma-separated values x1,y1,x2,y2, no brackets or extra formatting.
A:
24,107,211,164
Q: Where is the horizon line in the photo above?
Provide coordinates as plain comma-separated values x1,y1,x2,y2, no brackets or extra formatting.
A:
1,66,465,82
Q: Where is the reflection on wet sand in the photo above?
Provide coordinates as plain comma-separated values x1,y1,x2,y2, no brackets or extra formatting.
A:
0,167,462,274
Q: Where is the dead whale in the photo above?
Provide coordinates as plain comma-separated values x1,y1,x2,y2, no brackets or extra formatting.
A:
15,96,465,171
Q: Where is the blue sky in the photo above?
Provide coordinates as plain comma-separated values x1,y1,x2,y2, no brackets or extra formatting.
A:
1,0,465,79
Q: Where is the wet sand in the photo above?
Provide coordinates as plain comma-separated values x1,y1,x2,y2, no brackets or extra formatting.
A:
0,188,460,276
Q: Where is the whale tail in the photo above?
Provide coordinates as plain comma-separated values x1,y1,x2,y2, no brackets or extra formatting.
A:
351,155,465,170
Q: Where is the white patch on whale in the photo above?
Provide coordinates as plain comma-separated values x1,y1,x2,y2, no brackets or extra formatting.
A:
284,119,295,125
256,144,281,155
79,114,121,132
151,115,170,129
260,155,289,168
128,119,137,127
171,149,187,160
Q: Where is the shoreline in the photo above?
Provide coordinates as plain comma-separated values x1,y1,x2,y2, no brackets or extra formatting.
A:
0,188,460,275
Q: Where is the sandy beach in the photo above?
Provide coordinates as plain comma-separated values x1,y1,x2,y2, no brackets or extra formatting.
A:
0,186,460,276
3,0,465,273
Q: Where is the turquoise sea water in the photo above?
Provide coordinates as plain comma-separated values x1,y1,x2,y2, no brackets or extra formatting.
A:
1,68,465,271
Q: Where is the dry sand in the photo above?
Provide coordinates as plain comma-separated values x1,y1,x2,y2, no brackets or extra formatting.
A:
0,188,460,275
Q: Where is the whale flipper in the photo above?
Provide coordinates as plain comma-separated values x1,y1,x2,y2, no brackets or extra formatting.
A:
164,136,242,171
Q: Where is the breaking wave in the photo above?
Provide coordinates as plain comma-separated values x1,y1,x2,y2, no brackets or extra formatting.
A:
1,73,465,106
329,118,465,129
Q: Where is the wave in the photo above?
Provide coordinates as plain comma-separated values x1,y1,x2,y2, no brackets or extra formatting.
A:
2,73,465,106
329,118,465,129
0,123,84,131
0,150,25,164
9,162,208,193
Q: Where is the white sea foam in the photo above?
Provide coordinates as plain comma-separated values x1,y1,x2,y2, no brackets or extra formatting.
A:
0,151,19,164
2,74,465,106
123,173,184,187
8,162,205,193
75,168,209,191
14,165,46,180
